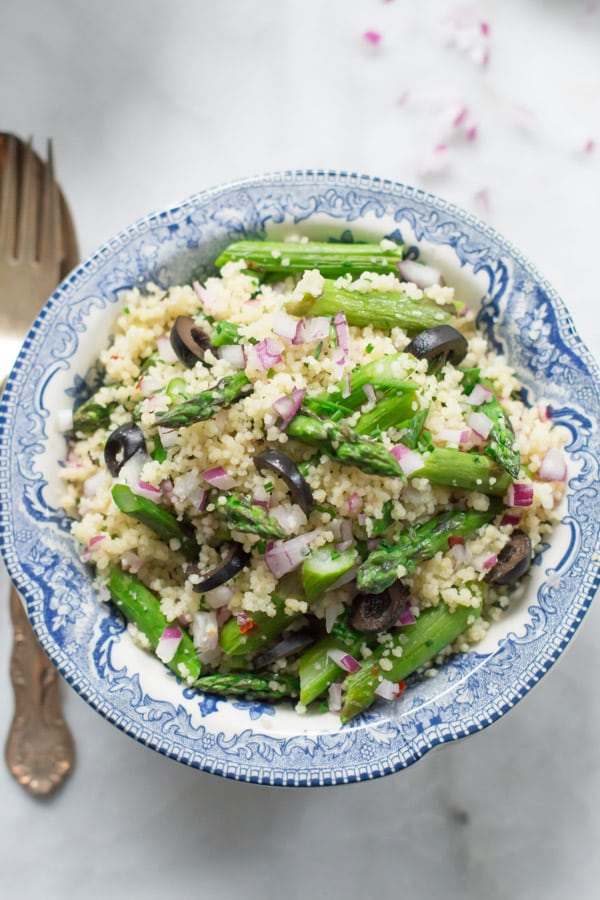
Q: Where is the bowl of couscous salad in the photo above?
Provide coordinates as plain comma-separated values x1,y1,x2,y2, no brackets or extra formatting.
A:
1,171,599,786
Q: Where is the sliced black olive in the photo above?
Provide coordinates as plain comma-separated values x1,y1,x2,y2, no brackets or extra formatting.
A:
170,315,214,368
104,423,147,477
405,325,468,370
186,542,250,592
253,630,315,670
253,448,314,514
349,583,408,633
485,530,532,585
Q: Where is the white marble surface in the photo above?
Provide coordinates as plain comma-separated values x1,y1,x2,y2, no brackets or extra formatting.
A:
1,1,600,898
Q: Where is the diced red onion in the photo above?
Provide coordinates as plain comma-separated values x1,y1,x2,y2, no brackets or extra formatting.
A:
192,611,219,658
272,310,300,340
505,482,534,508
374,679,397,700
156,336,178,363
121,550,145,574
333,311,350,359
292,316,330,345
193,280,214,311
397,604,417,626
201,466,238,490
467,411,494,439
131,480,162,502
89,534,106,547
397,258,442,289
273,387,306,429
538,448,567,482
348,492,363,515
203,585,233,609
158,426,179,448
216,606,232,628
57,408,74,432
137,375,162,397
469,384,493,406
473,551,498,573
326,648,361,674
156,625,183,663
437,427,472,446
218,344,246,370
270,504,308,536
450,542,468,566
328,682,343,713
362,383,376,405
537,402,550,422
255,337,284,369
501,512,522,527
334,519,353,552
264,531,317,578
253,498,269,509
357,512,367,526
391,443,424,476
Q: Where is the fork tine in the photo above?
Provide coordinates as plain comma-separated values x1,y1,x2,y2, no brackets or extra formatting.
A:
39,138,62,265
0,133,19,258
16,137,39,262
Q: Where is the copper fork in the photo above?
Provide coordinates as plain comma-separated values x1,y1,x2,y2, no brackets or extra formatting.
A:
1,133,78,796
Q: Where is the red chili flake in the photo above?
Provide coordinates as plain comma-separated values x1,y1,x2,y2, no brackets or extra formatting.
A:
371,665,379,677
239,617,257,635
395,680,407,698
448,535,465,548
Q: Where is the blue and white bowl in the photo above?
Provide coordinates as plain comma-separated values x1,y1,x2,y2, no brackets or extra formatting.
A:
1,171,599,786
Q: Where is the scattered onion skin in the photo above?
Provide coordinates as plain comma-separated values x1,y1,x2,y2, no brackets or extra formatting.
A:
104,424,147,477
253,448,314,514
187,543,250,592
170,315,214,368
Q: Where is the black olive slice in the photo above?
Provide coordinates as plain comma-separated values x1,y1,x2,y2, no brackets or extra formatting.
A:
187,542,250,592
253,449,314,514
104,423,147,477
253,630,315,670
349,583,408,633
485,530,532,585
405,325,468,369
170,315,214,368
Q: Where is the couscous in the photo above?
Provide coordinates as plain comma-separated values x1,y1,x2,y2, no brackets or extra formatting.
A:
60,238,568,721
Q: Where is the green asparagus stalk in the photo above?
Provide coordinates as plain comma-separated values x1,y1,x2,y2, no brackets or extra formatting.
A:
215,239,405,278
156,372,251,428
195,671,298,701
357,506,499,595
299,627,365,707
72,396,118,432
315,354,417,410
353,391,419,435
467,378,520,478
286,414,404,477
340,587,483,722
302,543,358,602
287,280,452,333
413,447,512,496
111,484,199,561
211,320,242,347
107,566,201,683
218,576,304,656
396,406,430,450
214,492,287,540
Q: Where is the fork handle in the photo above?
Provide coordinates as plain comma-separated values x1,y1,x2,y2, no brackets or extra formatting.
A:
5,586,75,796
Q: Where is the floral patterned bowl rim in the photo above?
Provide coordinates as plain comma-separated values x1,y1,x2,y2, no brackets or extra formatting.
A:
1,170,599,787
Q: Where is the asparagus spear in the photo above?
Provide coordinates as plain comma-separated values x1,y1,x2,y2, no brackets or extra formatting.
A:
156,372,251,428
111,484,199,561
299,625,365,707
353,391,419,435
214,492,287,540
211,320,242,346
218,576,303,656
286,414,404,477
287,280,452,333
315,354,416,410
302,543,358,602
72,396,118,432
413,447,512,496
357,506,499,595
467,378,520,478
396,406,430,450
107,566,201,683
195,671,298,701
215,239,405,278
340,587,483,722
